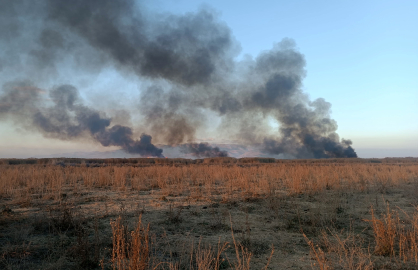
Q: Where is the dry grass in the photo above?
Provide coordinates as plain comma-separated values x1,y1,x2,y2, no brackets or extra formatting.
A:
110,214,272,270
0,157,418,269
305,200,418,269
304,230,373,270
1,161,417,200
111,215,151,270
366,203,418,263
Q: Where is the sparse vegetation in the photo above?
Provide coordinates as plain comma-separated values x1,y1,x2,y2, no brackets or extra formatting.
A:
1,157,418,269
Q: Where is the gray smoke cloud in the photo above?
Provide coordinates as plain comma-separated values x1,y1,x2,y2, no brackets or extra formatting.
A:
0,0,357,159
0,81,163,157
181,143,228,158
45,0,236,86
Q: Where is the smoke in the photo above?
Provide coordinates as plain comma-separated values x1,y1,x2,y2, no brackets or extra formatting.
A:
0,81,163,157
0,0,357,159
43,0,236,86
181,143,228,158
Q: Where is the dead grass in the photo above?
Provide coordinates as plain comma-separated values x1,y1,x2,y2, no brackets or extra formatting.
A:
366,203,418,263
304,230,373,270
109,214,272,270
0,158,418,269
111,215,151,270
1,162,418,201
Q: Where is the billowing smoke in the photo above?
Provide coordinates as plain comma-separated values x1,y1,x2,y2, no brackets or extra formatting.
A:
181,143,228,158
44,0,235,86
0,81,163,157
0,0,357,159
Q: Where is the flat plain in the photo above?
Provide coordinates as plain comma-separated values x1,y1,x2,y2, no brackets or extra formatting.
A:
1,157,418,269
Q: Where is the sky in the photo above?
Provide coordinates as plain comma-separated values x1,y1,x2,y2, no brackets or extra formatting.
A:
0,0,417,158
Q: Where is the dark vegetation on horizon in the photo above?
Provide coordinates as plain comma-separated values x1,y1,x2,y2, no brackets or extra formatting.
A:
2,157,418,166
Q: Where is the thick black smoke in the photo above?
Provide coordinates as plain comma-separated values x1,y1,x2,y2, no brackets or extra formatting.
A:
181,143,228,158
0,0,357,159
0,81,163,157
45,0,235,86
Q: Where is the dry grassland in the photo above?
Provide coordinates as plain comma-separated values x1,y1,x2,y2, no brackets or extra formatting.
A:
1,157,418,269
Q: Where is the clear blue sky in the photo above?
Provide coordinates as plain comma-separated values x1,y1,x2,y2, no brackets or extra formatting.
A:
0,0,417,158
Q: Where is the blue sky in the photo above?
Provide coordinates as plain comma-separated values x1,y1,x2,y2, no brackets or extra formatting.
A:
0,0,417,158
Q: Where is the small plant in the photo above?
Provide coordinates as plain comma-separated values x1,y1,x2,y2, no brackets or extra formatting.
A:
367,204,397,256
366,203,418,264
167,203,183,224
111,215,151,270
304,230,373,270
48,203,84,235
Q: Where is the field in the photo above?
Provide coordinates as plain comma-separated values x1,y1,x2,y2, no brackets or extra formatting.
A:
1,157,418,269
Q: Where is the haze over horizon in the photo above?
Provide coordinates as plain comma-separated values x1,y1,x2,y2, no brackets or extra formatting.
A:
0,0,417,159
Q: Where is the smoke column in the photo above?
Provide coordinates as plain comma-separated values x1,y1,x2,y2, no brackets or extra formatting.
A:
0,0,357,159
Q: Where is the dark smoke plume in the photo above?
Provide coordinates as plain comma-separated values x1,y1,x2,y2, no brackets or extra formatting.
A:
45,0,236,86
0,81,163,157
0,0,357,159
181,143,228,158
